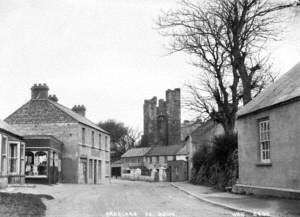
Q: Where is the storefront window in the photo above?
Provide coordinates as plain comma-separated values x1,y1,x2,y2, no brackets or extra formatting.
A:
36,152,47,175
20,144,25,175
25,151,48,177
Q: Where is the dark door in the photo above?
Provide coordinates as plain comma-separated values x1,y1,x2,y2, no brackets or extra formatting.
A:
80,158,88,184
168,166,172,182
94,160,97,184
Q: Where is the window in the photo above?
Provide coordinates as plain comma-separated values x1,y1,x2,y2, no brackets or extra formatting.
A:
89,159,93,179
156,156,159,163
20,143,25,175
99,134,101,149
105,136,108,150
91,131,95,147
1,135,7,175
9,143,18,174
25,151,48,176
259,119,271,163
164,156,168,163
150,157,153,164
82,128,86,145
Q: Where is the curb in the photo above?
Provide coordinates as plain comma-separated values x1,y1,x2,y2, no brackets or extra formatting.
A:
171,183,257,216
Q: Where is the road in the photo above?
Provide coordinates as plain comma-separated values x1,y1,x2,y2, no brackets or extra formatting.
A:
12,180,238,217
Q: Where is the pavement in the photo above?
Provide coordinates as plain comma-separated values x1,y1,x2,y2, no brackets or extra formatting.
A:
171,182,300,217
0,179,238,217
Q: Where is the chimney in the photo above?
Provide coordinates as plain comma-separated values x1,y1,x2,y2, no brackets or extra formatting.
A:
72,105,86,116
48,94,58,102
31,83,49,100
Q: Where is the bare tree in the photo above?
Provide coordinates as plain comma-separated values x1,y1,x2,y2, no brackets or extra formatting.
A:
98,120,141,159
212,0,299,104
157,0,299,135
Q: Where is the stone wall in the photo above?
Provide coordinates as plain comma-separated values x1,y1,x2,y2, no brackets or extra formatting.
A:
143,88,181,146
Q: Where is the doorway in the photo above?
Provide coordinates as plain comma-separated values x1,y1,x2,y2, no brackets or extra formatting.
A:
80,158,87,184
94,160,97,184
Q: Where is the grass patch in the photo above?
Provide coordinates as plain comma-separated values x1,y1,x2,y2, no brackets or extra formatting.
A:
0,192,53,217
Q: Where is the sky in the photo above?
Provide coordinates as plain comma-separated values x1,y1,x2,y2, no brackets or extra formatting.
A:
0,0,299,131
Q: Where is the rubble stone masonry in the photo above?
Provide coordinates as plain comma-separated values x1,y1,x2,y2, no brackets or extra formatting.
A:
143,88,181,146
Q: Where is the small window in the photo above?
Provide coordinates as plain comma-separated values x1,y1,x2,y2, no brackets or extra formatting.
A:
259,119,271,163
105,136,108,151
164,156,167,163
91,131,95,147
99,134,101,149
82,128,86,145
156,156,159,163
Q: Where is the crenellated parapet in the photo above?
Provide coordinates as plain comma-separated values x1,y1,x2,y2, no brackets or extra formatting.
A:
142,88,181,146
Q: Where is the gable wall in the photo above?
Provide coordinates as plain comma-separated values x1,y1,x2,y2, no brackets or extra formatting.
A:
237,101,300,190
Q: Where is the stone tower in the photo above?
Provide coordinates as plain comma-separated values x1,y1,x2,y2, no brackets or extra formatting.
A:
166,88,181,146
142,88,181,146
143,97,158,146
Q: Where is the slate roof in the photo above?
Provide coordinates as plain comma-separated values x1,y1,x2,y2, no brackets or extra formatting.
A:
145,144,186,156
0,119,22,138
50,101,108,134
5,99,108,134
238,62,300,118
121,147,151,158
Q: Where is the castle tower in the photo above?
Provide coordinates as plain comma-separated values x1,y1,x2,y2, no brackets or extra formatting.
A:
142,88,181,147
166,88,181,146
143,97,158,146
157,99,168,146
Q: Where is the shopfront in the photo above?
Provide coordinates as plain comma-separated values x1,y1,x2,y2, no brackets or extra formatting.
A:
24,135,62,184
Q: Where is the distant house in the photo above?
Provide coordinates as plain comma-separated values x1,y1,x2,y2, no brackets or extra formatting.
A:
121,147,151,177
5,84,111,184
235,63,300,198
0,119,25,188
121,144,189,182
121,147,151,170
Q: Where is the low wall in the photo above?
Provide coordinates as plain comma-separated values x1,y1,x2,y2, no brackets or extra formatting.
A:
233,184,300,199
0,177,8,189
9,175,25,185
121,174,154,182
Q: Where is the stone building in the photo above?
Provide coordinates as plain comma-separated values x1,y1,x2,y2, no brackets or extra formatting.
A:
142,88,181,146
234,62,300,198
5,84,110,184
121,144,189,182
0,119,25,188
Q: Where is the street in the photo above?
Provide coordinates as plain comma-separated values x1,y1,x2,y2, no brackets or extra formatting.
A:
8,180,237,217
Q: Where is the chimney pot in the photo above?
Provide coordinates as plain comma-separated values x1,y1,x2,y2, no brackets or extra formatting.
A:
48,94,58,102
72,105,86,116
31,83,49,100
